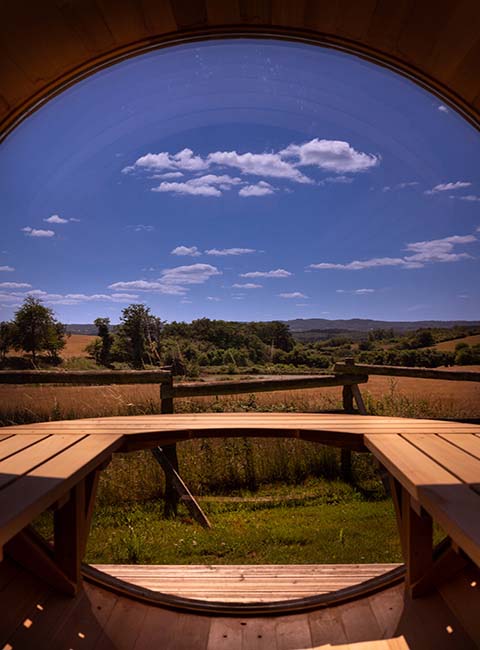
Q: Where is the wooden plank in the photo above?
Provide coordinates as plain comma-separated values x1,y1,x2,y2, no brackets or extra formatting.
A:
352,384,367,415
402,433,480,487
339,598,382,643
169,374,368,398
437,433,480,461
0,434,87,490
0,433,123,548
365,433,480,565
0,433,50,461
275,614,312,650
93,596,148,650
152,447,211,528
335,361,480,382
0,369,171,385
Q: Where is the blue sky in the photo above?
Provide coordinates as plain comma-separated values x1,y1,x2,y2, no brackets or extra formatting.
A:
1,39,479,324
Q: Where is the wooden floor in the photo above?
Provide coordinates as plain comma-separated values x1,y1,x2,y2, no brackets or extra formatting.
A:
1,557,479,649
94,564,401,603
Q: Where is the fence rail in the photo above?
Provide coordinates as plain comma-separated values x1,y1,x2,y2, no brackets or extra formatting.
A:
334,360,480,383
0,369,172,385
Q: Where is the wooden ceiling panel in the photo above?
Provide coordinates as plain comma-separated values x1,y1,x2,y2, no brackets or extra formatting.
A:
1,0,480,140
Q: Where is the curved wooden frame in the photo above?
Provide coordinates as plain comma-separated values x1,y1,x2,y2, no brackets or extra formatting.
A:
2,1,480,142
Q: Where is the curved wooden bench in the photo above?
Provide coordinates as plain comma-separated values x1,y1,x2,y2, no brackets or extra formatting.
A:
1,413,479,648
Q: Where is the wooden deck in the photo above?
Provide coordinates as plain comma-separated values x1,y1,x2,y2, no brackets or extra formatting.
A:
1,555,479,649
94,564,402,603
1,412,480,647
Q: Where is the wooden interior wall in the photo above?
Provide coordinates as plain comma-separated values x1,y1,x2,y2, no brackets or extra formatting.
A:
1,0,480,141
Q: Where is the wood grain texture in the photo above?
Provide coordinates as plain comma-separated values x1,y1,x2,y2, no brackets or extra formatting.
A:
1,0,480,142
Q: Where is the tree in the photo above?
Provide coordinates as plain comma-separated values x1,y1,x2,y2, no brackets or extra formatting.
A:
0,321,16,361
94,317,114,366
12,297,66,364
117,304,163,368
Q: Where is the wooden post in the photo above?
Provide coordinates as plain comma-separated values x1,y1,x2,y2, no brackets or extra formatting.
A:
401,488,433,597
53,481,86,592
159,373,180,518
341,362,355,481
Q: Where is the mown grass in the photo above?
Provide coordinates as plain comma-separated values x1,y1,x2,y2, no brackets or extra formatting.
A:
33,479,402,565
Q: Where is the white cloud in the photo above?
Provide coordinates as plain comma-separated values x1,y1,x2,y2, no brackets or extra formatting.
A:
0,282,32,289
240,269,292,278
438,105,449,113
310,234,476,271
383,181,419,192
208,151,311,184
320,175,354,185
44,214,68,224
239,181,275,197
311,257,410,271
281,139,379,173
458,195,480,202
355,288,375,294
171,245,201,256
22,227,55,238
125,139,379,198
153,174,242,197
207,296,221,301
109,264,221,296
206,248,256,256
157,171,184,179
0,288,139,306
232,283,262,289
0,266,14,272
128,224,155,232
426,181,471,194
279,292,308,299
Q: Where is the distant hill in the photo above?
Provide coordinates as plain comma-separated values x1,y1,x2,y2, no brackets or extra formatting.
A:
283,318,480,333
66,324,98,335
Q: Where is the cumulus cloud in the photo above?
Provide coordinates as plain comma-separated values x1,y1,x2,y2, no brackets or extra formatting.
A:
124,138,379,197
0,266,14,272
425,181,471,194
109,264,221,296
279,292,308,299
309,234,476,271
0,288,139,306
239,181,275,197
240,269,292,278
206,248,256,256
232,283,262,289
153,174,242,197
171,245,201,256
22,227,55,238
44,214,68,224
0,282,32,289
281,139,379,173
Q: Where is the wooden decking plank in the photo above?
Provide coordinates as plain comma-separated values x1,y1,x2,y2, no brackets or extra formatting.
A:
0,433,51,462
0,434,123,548
207,618,243,649
93,596,148,650
134,605,184,650
0,434,87,490
401,433,480,487
438,564,480,643
340,598,382,643
437,432,480,461
308,606,349,646
365,434,480,566
275,613,312,650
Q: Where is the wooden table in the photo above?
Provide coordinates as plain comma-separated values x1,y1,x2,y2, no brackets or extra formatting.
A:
1,413,479,599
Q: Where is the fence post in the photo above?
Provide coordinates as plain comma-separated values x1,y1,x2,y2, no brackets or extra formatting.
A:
340,358,356,481
159,372,179,518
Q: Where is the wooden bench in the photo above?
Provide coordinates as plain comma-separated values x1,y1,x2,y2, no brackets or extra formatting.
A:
1,413,479,600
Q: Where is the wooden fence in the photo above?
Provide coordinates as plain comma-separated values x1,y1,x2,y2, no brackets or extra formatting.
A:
1,360,479,520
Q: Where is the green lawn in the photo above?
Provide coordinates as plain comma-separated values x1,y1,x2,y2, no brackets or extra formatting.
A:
78,481,402,565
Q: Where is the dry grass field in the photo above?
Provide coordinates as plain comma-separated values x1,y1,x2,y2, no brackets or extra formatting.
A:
433,334,480,351
62,333,97,357
1,368,479,424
